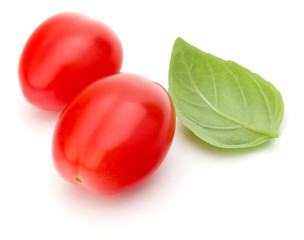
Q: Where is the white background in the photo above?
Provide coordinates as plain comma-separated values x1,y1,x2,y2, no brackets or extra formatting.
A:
1,0,303,239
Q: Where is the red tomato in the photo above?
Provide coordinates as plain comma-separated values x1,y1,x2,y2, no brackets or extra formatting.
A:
52,73,176,195
18,12,123,111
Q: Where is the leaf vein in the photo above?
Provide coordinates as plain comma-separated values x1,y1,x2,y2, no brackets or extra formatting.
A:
224,63,250,125
206,61,218,107
180,51,278,137
175,102,242,130
248,73,273,129
175,90,208,108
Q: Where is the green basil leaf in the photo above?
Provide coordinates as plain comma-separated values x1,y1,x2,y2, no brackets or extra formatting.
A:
169,38,284,149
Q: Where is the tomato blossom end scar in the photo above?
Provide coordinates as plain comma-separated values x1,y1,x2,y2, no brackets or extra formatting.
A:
74,176,82,184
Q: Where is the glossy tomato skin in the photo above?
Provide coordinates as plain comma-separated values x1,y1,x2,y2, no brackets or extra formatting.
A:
19,12,123,111
52,73,176,195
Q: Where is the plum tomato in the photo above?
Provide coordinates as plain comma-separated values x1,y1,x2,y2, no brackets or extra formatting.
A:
18,12,123,111
52,73,176,195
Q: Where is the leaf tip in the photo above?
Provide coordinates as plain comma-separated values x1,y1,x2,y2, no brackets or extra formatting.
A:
261,129,280,138
174,37,184,43
173,37,188,49
273,131,280,138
